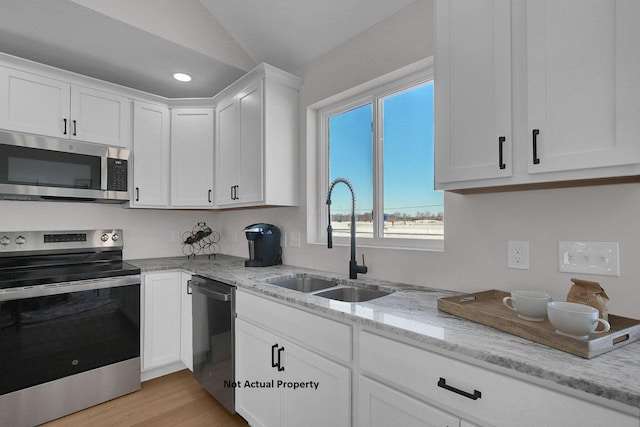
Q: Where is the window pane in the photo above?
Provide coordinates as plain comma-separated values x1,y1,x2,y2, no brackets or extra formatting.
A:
382,82,443,240
328,103,373,238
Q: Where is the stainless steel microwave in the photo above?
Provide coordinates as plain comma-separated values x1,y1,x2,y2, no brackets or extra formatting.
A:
0,131,129,203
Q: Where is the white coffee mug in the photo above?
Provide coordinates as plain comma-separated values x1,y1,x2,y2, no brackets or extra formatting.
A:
547,301,611,340
502,290,552,322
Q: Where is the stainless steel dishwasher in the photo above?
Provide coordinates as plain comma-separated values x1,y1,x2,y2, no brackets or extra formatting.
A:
189,275,236,413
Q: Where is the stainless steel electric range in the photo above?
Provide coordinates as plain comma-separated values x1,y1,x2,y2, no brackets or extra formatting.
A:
0,229,141,427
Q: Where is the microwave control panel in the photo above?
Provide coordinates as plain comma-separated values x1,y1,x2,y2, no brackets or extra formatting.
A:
107,158,128,191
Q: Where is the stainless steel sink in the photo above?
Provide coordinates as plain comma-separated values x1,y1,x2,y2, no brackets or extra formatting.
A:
313,286,391,302
268,276,339,293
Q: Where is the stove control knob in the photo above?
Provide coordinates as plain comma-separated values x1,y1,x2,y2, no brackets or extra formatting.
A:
0,236,10,246
111,233,120,241
15,235,26,245
101,233,110,242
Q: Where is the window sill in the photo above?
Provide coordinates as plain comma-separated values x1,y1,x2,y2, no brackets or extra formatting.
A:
307,238,444,253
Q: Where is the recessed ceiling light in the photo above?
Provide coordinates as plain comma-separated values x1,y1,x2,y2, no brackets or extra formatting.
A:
173,72,192,82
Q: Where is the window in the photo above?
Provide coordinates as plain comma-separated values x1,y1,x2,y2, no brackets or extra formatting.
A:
320,69,442,249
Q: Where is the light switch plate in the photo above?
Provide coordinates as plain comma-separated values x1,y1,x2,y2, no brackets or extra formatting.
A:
558,241,620,276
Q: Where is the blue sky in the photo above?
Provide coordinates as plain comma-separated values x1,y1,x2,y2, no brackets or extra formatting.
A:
329,82,442,217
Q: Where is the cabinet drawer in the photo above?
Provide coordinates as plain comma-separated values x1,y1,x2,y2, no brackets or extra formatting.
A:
359,376,460,427
359,331,637,427
236,290,351,363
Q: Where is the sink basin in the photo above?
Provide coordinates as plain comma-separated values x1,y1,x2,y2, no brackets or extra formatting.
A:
268,276,339,293
314,286,391,302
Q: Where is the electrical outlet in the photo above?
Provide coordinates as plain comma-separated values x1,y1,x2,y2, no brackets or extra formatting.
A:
507,240,530,270
558,241,619,276
289,231,301,248
170,230,181,243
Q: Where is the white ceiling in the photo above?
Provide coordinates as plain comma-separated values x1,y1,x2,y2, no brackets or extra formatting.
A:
199,0,417,71
0,0,417,98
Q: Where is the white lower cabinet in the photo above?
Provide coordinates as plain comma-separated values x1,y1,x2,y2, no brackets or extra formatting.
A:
235,291,351,427
359,331,637,427
359,376,460,427
234,293,637,426
180,272,193,371
141,271,193,379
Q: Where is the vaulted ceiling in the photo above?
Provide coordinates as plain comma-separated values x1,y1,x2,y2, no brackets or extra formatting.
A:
0,0,417,98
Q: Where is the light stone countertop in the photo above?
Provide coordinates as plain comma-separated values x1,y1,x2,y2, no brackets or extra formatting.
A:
128,254,640,412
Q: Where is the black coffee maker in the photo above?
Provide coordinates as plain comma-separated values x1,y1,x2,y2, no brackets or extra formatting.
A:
244,223,282,267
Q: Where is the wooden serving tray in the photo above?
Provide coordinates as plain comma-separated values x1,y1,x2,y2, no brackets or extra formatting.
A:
437,290,640,359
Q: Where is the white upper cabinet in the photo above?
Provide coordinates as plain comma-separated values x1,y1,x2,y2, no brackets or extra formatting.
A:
215,79,264,206
0,68,71,138
526,0,640,174
131,101,170,207
236,80,265,204
435,0,512,184
215,96,239,206
0,66,131,148
170,108,214,207
70,85,131,147
213,64,302,208
435,0,640,192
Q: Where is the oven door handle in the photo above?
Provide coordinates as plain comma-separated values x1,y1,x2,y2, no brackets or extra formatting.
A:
190,283,231,302
0,275,141,302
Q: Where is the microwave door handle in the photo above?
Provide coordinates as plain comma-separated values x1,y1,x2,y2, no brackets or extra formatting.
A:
100,157,108,191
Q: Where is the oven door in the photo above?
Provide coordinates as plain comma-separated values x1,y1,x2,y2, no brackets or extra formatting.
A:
0,275,140,396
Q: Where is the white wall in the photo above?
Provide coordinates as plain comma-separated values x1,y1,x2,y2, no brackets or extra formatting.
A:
5,0,635,320
216,0,640,319
0,200,219,260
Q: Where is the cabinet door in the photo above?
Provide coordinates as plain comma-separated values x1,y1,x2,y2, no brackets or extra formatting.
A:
527,0,640,174
142,272,182,370
237,80,264,204
283,340,351,427
70,85,131,147
235,318,283,427
131,101,170,207
170,108,214,207
0,67,70,138
180,273,193,371
214,96,238,206
214,80,264,207
359,377,460,427
435,0,512,185
236,317,351,427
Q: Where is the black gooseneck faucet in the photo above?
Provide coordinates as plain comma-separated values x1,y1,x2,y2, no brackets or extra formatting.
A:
326,178,368,279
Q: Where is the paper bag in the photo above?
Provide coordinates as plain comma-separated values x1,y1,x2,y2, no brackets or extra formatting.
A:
567,278,610,320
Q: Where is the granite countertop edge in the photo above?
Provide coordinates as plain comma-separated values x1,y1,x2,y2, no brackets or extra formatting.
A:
128,255,640,412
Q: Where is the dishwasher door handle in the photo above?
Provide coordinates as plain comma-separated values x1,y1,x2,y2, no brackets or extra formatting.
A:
190,283,231,301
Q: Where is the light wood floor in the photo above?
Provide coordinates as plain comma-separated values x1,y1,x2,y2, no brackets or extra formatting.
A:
42,370,249,427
